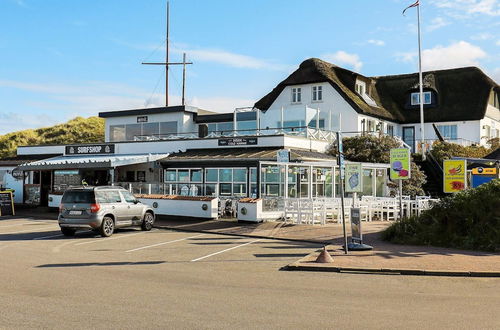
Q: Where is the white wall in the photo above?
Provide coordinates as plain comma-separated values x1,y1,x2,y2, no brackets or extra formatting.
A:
17,145,65,155
0,166,24,203
261,82,360,132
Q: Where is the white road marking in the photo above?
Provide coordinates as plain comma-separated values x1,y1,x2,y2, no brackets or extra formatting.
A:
52,240,75,253
190,239,262,262
0,221,53,229
74,229,156,246
126,233,205,252
33,233,65,240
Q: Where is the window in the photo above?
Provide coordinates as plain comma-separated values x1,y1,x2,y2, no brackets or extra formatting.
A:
312,86,323,101
355,81,366,95
159,121,177,136
292,87,302,103
437,125,458,140
207,122,234,135
387,125,394,136
164,169,203,196
205,168,248,197
136,171,146,182
411,92,432,105
95,191,121,203
110,125,125,142
125,124,141,141
121,191,137,203
367,120,375,132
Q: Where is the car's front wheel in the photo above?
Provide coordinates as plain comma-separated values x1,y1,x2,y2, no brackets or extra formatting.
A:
100,216,114,237
141,212,155,231
60,227,76,236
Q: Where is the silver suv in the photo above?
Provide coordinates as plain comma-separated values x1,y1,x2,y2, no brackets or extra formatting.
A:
58,186,155,237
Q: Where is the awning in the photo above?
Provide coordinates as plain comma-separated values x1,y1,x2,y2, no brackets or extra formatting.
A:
16,153,169,171
162,147,336,163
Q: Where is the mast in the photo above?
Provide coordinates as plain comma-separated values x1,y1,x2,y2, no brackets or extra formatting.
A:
417,3,425,159
166,1,169,107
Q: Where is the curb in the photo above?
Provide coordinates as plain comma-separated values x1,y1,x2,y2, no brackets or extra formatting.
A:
282,264,500,278
153,224,328,245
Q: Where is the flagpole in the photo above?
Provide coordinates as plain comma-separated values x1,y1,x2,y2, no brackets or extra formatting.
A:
417,2,425,160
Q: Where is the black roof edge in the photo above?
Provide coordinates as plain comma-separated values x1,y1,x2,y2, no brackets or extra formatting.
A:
194,113,234,123
99,105,199,118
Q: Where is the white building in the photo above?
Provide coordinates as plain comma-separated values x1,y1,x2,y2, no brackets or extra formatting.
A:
254,58,500,152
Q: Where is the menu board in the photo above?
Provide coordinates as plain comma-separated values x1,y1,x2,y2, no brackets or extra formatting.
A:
24,184,40,205
53,170,81,192
0,191,15,216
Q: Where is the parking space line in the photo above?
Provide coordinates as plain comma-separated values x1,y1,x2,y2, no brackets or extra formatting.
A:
33,233,65,240
0,221,54,229
190,239,262,262
126,233,205,252
74,229,157,246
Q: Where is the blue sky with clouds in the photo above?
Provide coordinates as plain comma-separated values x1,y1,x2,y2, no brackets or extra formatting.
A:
0,0,499,134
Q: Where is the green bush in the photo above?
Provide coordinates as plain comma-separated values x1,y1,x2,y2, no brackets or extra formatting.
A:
383,179,500,252
0,116,104,158
327,135,427,197
430,141,491,165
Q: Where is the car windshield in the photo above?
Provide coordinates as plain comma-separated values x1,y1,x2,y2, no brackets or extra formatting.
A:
62,191,95,204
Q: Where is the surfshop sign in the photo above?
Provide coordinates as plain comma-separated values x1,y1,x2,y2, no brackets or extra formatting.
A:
65,144,115,156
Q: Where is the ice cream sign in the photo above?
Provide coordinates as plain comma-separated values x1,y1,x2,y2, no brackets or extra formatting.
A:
443,159,467,193
389,148,411,180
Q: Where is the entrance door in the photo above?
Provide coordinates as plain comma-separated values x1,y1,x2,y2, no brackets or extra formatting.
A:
40,171,52,207
402,127,415,152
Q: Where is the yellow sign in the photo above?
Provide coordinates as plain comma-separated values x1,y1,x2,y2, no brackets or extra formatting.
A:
443,160,467,193
471,167,497,175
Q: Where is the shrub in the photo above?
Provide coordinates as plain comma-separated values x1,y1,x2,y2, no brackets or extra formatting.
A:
430,141,491,165
0,116,104,158
383,179,500,252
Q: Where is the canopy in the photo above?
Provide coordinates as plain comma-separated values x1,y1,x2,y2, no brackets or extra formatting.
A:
16,153,169,171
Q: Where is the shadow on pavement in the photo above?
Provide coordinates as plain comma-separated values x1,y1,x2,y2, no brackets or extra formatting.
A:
36,261,166,268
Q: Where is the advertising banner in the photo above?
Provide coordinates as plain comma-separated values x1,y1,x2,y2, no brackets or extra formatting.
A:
443,159,467,193
0,191,15,216
389,148,411,180
345,163,363,193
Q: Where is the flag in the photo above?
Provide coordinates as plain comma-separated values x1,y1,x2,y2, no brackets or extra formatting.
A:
402,0,419,16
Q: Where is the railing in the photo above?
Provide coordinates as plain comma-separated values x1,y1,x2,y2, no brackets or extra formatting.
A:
122,126,338,143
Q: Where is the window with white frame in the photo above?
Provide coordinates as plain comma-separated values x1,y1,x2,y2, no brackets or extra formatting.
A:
437,125,457,140
411,92,432,105
312,86,323,101
164,168,203,196
387,125,394,136
205,168,249,197
355,81,366,95
291,87,302,103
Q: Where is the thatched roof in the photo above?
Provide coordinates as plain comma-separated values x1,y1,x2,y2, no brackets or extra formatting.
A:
254,58,499,124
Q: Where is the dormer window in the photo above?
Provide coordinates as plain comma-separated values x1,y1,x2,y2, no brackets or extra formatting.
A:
312,86,323,102
355,81,366,95
292,87,302,103
411,91,432,105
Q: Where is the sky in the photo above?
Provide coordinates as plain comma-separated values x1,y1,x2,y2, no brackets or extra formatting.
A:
0,0,499,134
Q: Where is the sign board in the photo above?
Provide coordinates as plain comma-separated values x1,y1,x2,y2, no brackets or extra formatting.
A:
350,207,362,242
345,163,363,193
54,170,79,175
0,191,15,216
277,149,290,163
389,148,411,180
218,138,258,146
65,144,115,156
137,116,148,123
443,159,467,193
471,167,496,188
471,167,497,175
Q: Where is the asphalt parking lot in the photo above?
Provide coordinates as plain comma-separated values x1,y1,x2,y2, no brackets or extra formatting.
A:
1,216,499,329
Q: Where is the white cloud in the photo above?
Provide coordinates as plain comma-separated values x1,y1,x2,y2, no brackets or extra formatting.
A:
427,17,450,31
395,41,487,71
113,39,287,71
321,51,363,72
0,78,256,134
430,0,500,17
471,32,494,40
367,39,385,46
496,39,500,45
